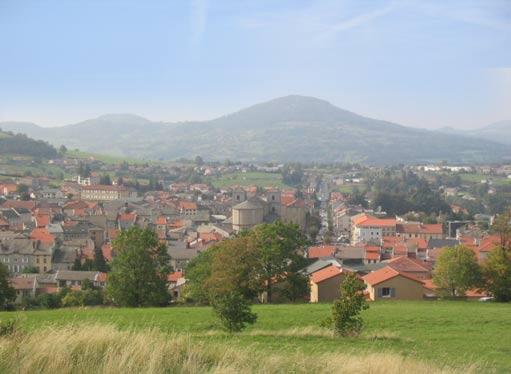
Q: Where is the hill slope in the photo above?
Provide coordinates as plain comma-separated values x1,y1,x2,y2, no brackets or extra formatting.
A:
0,130,57,158
2,96,510,164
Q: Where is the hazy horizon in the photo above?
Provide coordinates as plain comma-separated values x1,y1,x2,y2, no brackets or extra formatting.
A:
1,0,510,129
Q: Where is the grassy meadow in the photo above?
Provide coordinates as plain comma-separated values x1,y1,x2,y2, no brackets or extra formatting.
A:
1,301,510,373
209,171,287,188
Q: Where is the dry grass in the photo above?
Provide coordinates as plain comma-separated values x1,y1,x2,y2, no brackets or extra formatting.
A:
0,324,473,374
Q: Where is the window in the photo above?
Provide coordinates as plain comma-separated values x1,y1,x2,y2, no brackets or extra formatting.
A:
380,287,394,298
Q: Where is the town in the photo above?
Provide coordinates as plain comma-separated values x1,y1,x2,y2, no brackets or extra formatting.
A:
0,144,509,307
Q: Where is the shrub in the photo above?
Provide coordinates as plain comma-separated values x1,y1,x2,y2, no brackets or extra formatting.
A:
211,292,257,333
322,272,368,337
36,293,61,309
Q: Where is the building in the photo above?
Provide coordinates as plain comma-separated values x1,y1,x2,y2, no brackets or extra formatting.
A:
80,185,135,201
231,198,265,233
352,214,397,244
309,265,350,303
362,266,425,300
0,238,54,273
396,223,443,240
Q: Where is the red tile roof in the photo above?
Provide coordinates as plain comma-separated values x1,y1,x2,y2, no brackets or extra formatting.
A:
354,215,396,228
362,266,424,286
311,265,343,284
168,271,183,282
397,223,443,235
308,245,336,258
30,228,55,245
386,256,431,273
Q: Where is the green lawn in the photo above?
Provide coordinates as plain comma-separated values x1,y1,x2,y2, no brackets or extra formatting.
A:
209,171,287,188
2,301,510,372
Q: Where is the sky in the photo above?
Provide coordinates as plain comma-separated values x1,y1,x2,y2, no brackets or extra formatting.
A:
0,0,510,129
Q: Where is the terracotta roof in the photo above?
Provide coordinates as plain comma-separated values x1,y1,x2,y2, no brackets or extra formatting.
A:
2,200,36,210
118,213,136,222
362,266,424,286
311,265,343,284
10,277,36,290
35,214,51,227
155,216,167,225
354,215,396,228
168,271,184,282
397,223,443,235
30,228,55,244
386,256,431,273
179,201,197,210
308,245,336,259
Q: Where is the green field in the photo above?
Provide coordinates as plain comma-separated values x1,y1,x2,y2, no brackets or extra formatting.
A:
1,301,510,372
209,171,287,188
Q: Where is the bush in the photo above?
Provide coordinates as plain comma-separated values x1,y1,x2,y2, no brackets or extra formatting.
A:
37,293,61,309
322,273,368,337
211,292,257,332
0,318,18,336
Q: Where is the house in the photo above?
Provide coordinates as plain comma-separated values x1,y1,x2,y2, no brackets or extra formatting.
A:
0,238,54,273
178,201,198,216
362,266,425,300
309,265,350,303
396,223,443,240
80,185,135,201
384,256,431,280
54,270,107,289
11,276,37,303
352,214,397,244
307,245,336,259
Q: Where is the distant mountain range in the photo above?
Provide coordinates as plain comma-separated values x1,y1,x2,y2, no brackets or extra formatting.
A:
437,120,511,146
1,95,510,164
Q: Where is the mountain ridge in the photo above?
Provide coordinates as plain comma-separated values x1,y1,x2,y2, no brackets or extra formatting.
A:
1,95,510,164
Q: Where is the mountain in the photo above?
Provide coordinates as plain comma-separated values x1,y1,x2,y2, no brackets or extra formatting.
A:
436,120,511,146
468,121,511,145
1,95,510,164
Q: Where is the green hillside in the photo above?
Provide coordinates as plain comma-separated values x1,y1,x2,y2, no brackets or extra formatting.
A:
0,130,57,158
1,301,510,372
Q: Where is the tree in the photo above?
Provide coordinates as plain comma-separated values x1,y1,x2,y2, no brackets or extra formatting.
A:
59,145,67,155
348,187,368,208
194,155,204,166
93,248,109,272
322,272,368,336
211,291,257,332
250,221,308,303
21,266,39,274
99,174,112,185
433,245,482,297
492,212,511,249
0,264,15,309
483,246,511,302
107,227,171,307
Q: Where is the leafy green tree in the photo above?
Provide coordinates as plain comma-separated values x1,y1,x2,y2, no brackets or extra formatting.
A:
93,248,109,272
107,227,171,307
433,245,482,297
250,221,308,303
36,293,61,309
59,145,67,155
183,248,219,304
322,272,368,336
483,246,511,302
211,291,257,332
0,264,15,309
99,174,112,185
21,266,39,274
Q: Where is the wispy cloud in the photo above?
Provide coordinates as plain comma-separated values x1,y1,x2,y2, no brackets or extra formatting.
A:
238,0,397,46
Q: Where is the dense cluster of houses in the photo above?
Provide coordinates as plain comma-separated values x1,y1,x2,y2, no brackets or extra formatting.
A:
306,209,500,302
0,174,317,303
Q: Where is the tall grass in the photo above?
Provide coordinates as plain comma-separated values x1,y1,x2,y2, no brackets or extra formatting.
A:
0,324,472,373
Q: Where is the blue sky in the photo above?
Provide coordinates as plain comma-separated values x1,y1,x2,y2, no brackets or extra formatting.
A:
0,0,510,129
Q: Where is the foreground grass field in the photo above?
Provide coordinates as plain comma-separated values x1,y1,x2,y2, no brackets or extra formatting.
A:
1,301,510,373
